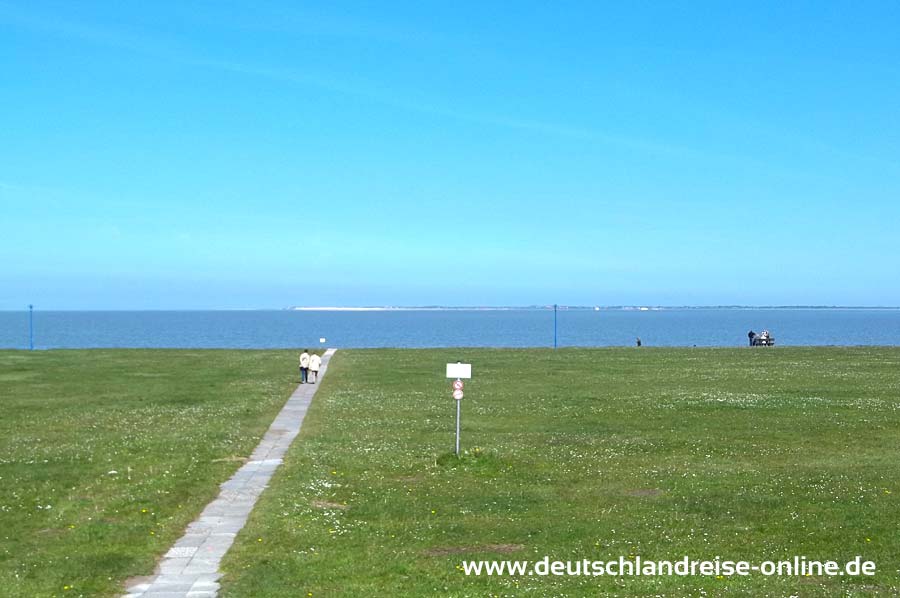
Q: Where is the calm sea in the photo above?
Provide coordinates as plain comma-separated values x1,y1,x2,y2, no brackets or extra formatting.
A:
1,309,900,349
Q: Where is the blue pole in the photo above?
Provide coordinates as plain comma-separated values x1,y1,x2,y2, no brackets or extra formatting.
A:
553,304,558,349
28,304,33,351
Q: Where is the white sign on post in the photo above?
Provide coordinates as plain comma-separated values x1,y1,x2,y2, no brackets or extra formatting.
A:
445,363,473,456
446,363,472,379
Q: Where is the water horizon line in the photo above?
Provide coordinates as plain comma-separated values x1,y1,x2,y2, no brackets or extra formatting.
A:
4,305,900,312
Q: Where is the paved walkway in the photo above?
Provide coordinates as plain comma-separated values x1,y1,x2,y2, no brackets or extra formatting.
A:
125,349,336,598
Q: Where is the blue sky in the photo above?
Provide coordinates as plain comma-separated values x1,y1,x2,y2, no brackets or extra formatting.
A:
2,1,899,309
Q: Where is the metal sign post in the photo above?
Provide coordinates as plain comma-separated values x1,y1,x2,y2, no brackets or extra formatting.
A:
28,304,33,351
454,381,463,455
446,363,472,456
554,303,558,349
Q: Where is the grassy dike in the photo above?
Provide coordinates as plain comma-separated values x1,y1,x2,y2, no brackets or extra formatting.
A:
218,348,900,597
0,349,300,597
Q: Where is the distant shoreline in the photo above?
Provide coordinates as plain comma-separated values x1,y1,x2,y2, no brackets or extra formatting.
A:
3,306,900,313
287,305,900,312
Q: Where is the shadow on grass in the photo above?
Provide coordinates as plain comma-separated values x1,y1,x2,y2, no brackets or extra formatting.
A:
435,448,506,475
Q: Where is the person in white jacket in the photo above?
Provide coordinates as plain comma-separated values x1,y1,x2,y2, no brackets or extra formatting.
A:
299,350,310,384
309,352,322,383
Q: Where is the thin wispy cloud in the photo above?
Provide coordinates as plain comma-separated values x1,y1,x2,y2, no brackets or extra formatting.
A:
0,180,61,194
15,4,878,174
0,3,203,65
0,3,697,154
174,3,451,47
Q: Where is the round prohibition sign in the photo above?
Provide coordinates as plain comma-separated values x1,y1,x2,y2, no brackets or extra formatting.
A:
452,389,464,400
452,379,464,391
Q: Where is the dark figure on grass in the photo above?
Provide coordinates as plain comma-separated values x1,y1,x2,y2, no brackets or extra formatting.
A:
748,330,756,347
636,337,642,347
299,349,310,383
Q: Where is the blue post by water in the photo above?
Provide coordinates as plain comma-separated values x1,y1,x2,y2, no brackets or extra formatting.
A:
553,304,558,349
28,304,34,351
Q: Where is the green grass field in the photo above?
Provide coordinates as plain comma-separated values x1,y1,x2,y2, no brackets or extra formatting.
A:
218,348,900,597
0,349,300,597
3,348,900,597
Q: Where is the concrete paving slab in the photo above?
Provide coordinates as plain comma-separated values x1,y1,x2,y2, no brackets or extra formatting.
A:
164,547,198,559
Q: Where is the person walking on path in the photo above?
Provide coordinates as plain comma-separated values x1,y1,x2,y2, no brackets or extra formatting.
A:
299,350,310,383
309,352,322,383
